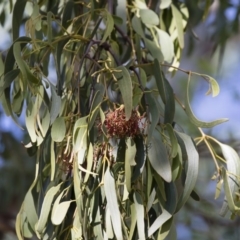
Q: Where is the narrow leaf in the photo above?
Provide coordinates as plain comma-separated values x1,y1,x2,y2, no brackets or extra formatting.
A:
104,167,123,240
114,66,132,120
185,73,228,128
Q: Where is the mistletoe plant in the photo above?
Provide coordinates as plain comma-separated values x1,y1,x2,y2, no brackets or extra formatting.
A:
1,0,240,239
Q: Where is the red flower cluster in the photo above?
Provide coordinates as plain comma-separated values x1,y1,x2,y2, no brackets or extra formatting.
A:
104,108,140,138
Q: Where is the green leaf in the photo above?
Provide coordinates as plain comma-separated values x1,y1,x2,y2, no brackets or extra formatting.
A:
132,136,146,181
132,15,144,37
148,208,172,237
165,123,178,158
160,0,172,9
144,38,164,62
13,42,39,84
36,183,62,235
148,130,172,182
185,73,228,128
145,92,159,142
171,4,184,48
12,0,27,41
129,203,137,240
47,11,53,43
139,9,159,26
104,167,123,240
51,191,73,225
101,11,114,44
50,140,55,181
153,60,175,124
114,66,133,120
219,143,240,216
84,142,94,183
23,191,38,231
175,132,199,212
50,85,61,124
201,74,220,97
62,0,74,29
155,28,174,63
51,117,66,142
134,192,145,240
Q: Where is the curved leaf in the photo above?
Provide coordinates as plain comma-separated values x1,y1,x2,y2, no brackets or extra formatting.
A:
104,167,123,240
175,131,199,212
51,117,66,142
185,73,228,128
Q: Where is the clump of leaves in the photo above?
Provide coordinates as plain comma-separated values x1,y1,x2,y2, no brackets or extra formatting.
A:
0,0,239,239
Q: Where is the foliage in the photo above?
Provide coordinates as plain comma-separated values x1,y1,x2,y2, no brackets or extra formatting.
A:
0,0,240,239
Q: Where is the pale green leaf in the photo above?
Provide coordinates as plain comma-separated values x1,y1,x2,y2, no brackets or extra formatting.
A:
148,208,172,237
148,130,172,182
171,4,184,48
201,74,220,97
160,0,172,9
155,28,174,63
51,192,72,225
23,191,38,231
13,42,39,84
51,117,66,142
133,192,145,240
104,167,123,240
36,183,62,235
139,9,159,26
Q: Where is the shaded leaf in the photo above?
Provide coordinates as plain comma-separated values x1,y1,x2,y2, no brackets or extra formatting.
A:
114,66,133,120
175,131,199,212
148,130,172,182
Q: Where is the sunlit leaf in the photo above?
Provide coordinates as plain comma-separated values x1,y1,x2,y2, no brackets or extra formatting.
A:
51,117,66,142
139,9,159,26
155,28,174,63
171,4,184,48
134,192,145,240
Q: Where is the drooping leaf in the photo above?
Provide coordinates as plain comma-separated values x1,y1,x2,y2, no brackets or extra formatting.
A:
114,66,133,120
36,183,62,235
171,4,184,48
175,131,199,212
148,130,172,183
201,74,220,97
51,191,73,225
153,60,175,124
104,167,123,240
51,117,66,142
12,0,27,41
139,9,159,26
185,73,228,128
155,28,174,63
148,208,172,237
101,11,114,44
134,192,145,240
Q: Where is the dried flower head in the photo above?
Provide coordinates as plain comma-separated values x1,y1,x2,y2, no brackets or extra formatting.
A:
104,106,141,138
